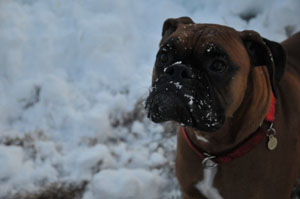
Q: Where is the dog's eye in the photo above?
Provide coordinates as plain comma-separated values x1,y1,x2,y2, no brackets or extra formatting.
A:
209,60,227,73
159,53,168,63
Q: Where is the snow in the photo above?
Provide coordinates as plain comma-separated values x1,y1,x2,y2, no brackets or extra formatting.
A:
170,81,183,89
184,94,194,106
0,0,299,198
206,44,215,53
83,169,165,199
0,146,24,182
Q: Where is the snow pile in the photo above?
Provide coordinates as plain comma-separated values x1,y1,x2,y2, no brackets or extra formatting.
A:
0,0,299,198
0,146,24,185
83,169,165,199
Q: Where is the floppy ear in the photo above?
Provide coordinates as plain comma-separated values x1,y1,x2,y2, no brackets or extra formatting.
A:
240,30,286,98
160,17,195,45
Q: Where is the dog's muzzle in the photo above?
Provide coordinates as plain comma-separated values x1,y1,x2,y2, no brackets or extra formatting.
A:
145,63,225,132
145,63,194,124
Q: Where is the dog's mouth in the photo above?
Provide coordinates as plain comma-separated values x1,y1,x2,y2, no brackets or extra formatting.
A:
146,89,194,126
145,77,225,132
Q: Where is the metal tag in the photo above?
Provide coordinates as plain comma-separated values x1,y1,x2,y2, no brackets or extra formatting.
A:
267,135,278,150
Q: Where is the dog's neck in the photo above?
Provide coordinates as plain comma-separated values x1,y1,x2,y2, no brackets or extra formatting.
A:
186,67,273,155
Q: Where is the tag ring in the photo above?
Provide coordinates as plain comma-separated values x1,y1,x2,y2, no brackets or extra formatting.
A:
202,155,218,168
267,123,276,137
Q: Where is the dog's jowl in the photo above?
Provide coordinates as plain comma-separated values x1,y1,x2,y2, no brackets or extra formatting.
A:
145,17,300,199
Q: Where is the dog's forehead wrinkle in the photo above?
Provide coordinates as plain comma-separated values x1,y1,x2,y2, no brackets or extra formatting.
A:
189,29,241,56
173,27,234,56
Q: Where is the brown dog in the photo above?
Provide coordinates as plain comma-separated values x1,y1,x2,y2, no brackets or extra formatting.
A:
145,17,300,199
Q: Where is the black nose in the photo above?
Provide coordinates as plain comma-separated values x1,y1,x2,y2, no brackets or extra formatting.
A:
164,64,193,81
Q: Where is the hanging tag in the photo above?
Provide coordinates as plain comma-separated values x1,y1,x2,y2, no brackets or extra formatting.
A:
267,135,278,150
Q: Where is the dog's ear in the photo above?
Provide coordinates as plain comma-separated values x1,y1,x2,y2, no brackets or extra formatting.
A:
160,17,194,44
240,30,286,98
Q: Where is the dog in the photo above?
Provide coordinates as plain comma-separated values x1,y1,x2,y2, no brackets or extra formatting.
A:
145,17,300,199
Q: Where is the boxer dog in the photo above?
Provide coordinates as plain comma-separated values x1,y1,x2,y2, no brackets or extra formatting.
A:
145,17,300,199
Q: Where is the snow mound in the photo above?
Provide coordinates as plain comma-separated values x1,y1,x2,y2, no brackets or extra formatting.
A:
84,169,165,199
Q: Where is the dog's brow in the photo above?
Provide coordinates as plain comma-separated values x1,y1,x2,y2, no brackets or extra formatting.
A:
159,41,176,52
204,43,227,57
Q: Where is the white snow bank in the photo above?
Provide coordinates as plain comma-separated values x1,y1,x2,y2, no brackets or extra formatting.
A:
83,168,165,199
64,144,117,181
0,145,24,182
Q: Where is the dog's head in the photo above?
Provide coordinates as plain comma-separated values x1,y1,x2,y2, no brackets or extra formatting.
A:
145,17,286,132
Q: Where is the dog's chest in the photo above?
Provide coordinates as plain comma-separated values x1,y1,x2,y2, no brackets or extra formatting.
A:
195,160,223,199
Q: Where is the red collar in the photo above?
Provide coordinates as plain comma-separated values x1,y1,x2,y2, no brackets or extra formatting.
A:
182,94,276,165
